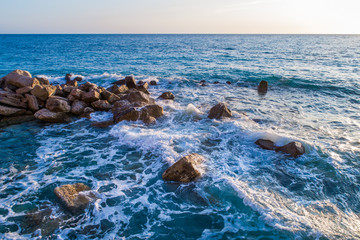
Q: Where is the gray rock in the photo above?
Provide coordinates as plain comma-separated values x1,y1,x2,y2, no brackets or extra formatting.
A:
276,141,305,158
255,139,275,150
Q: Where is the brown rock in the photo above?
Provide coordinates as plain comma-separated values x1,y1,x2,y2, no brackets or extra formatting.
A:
162,153,205,182
80,107,95,118
54,183,96,213
112,79,125,85
62,85,76,94
0,95,27,108
16,86,33,95
91,100,112,111
0,104,26,116
74,76,83,82
46,96,71,113
71,100,88,115
139,105,164,120
91,120,114,128
276,142,305,158
37,77,50,85
34,109,71,123
158,92,175,100
150,80,157,86
125,76,136,89
3,70,40,88
81,90,100,103
137,82,149,94
68,89,84,100
208,102,232,119
255,139,275,150
258,80,268,94
66,79,78,87
143,116,156,124
102,90,121,104
31,85,56,101
65,73,72,81
113,107,139,123
55,85,65,97
122,89,150,104
79,82,98,92
25,94,39,112
107,85,128,95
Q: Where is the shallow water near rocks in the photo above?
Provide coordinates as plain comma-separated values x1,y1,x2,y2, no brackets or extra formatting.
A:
0,34,360,239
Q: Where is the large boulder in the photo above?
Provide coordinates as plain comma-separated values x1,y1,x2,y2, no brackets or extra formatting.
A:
81,90,100,103
276,141,305,158
25,94,39,112
255,139,275,150
208,102,232,119
0,95,27,109
125,76,137,89
122,89,151,104
34,109,70,123
139,104,164,120
158,92,175,100
3,70,40,88
0,104,26,116
67,89,84,102
162,153,205,182
45,96,71,113
258,80,268,94
54,183,96,213
36,77,50,85
71,100,88,115
91,100,112,111
31,85,56,101
113,107,140,123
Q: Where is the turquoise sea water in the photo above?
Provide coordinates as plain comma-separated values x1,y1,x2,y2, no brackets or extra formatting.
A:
0,34,360,239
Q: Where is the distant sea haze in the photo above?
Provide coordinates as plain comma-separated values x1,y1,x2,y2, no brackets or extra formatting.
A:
0,34,359,239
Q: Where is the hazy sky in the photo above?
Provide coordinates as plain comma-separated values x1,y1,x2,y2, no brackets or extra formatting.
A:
0,0,359,34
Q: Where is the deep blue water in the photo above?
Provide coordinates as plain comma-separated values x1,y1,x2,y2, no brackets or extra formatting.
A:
0,34,360,239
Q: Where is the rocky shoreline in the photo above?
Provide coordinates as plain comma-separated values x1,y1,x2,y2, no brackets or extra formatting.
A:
0,69,306,215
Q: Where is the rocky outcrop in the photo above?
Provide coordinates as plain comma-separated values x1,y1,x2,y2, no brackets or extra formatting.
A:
208,102,232,119
37,77,50,85
255,139,275,150
34,109,70,123
258,80,268,94
31,85,56,101
101,90,121,104
162,153,205,182
3,70,40,88
276,141,305,158
54,183,97,213
45,96,71,113
136,82,149,94
158,92,175,100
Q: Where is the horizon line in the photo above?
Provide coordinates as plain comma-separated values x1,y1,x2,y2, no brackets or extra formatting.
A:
0,33,359,35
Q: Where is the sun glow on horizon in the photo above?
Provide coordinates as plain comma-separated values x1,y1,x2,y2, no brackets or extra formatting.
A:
0,0,359,34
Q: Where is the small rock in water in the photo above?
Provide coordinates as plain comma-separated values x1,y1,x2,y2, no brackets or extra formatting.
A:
258,80,268,94
162,153,205,183
208,102,232,119
150,80,157,86
213,81,220,84
74,76,83,82
54,183,96,213
200,80,206,84
226,81,231,85
276,141,305,158
255,139,275,150
158,92,175,100
65,73,72,81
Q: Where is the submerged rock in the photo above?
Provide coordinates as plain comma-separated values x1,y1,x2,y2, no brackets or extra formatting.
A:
258,80,268,94
208,102,232,119
91,120,114,128
0,115,35,127
276,141,305,158
255,139,275,150
34,109,70,123
54,183,96,213
162,153,205,183
158,92,175,100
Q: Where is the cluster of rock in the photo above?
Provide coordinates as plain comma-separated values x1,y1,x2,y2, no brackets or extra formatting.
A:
0,70,167,126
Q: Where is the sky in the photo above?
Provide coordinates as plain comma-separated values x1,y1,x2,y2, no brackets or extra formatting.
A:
0,0,359,34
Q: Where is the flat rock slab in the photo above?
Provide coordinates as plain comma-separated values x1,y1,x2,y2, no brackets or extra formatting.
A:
54,183,96,213
162,153,205,183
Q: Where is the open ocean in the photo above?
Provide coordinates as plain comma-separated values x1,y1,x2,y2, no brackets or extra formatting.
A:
0,34,360,239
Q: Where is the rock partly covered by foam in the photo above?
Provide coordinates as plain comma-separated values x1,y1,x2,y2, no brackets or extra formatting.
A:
158,92,175,100
255,139,275,150
276,141,305,158
54,183,97,213
162,153,205,182
208,102,232,119
3,70,40,88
